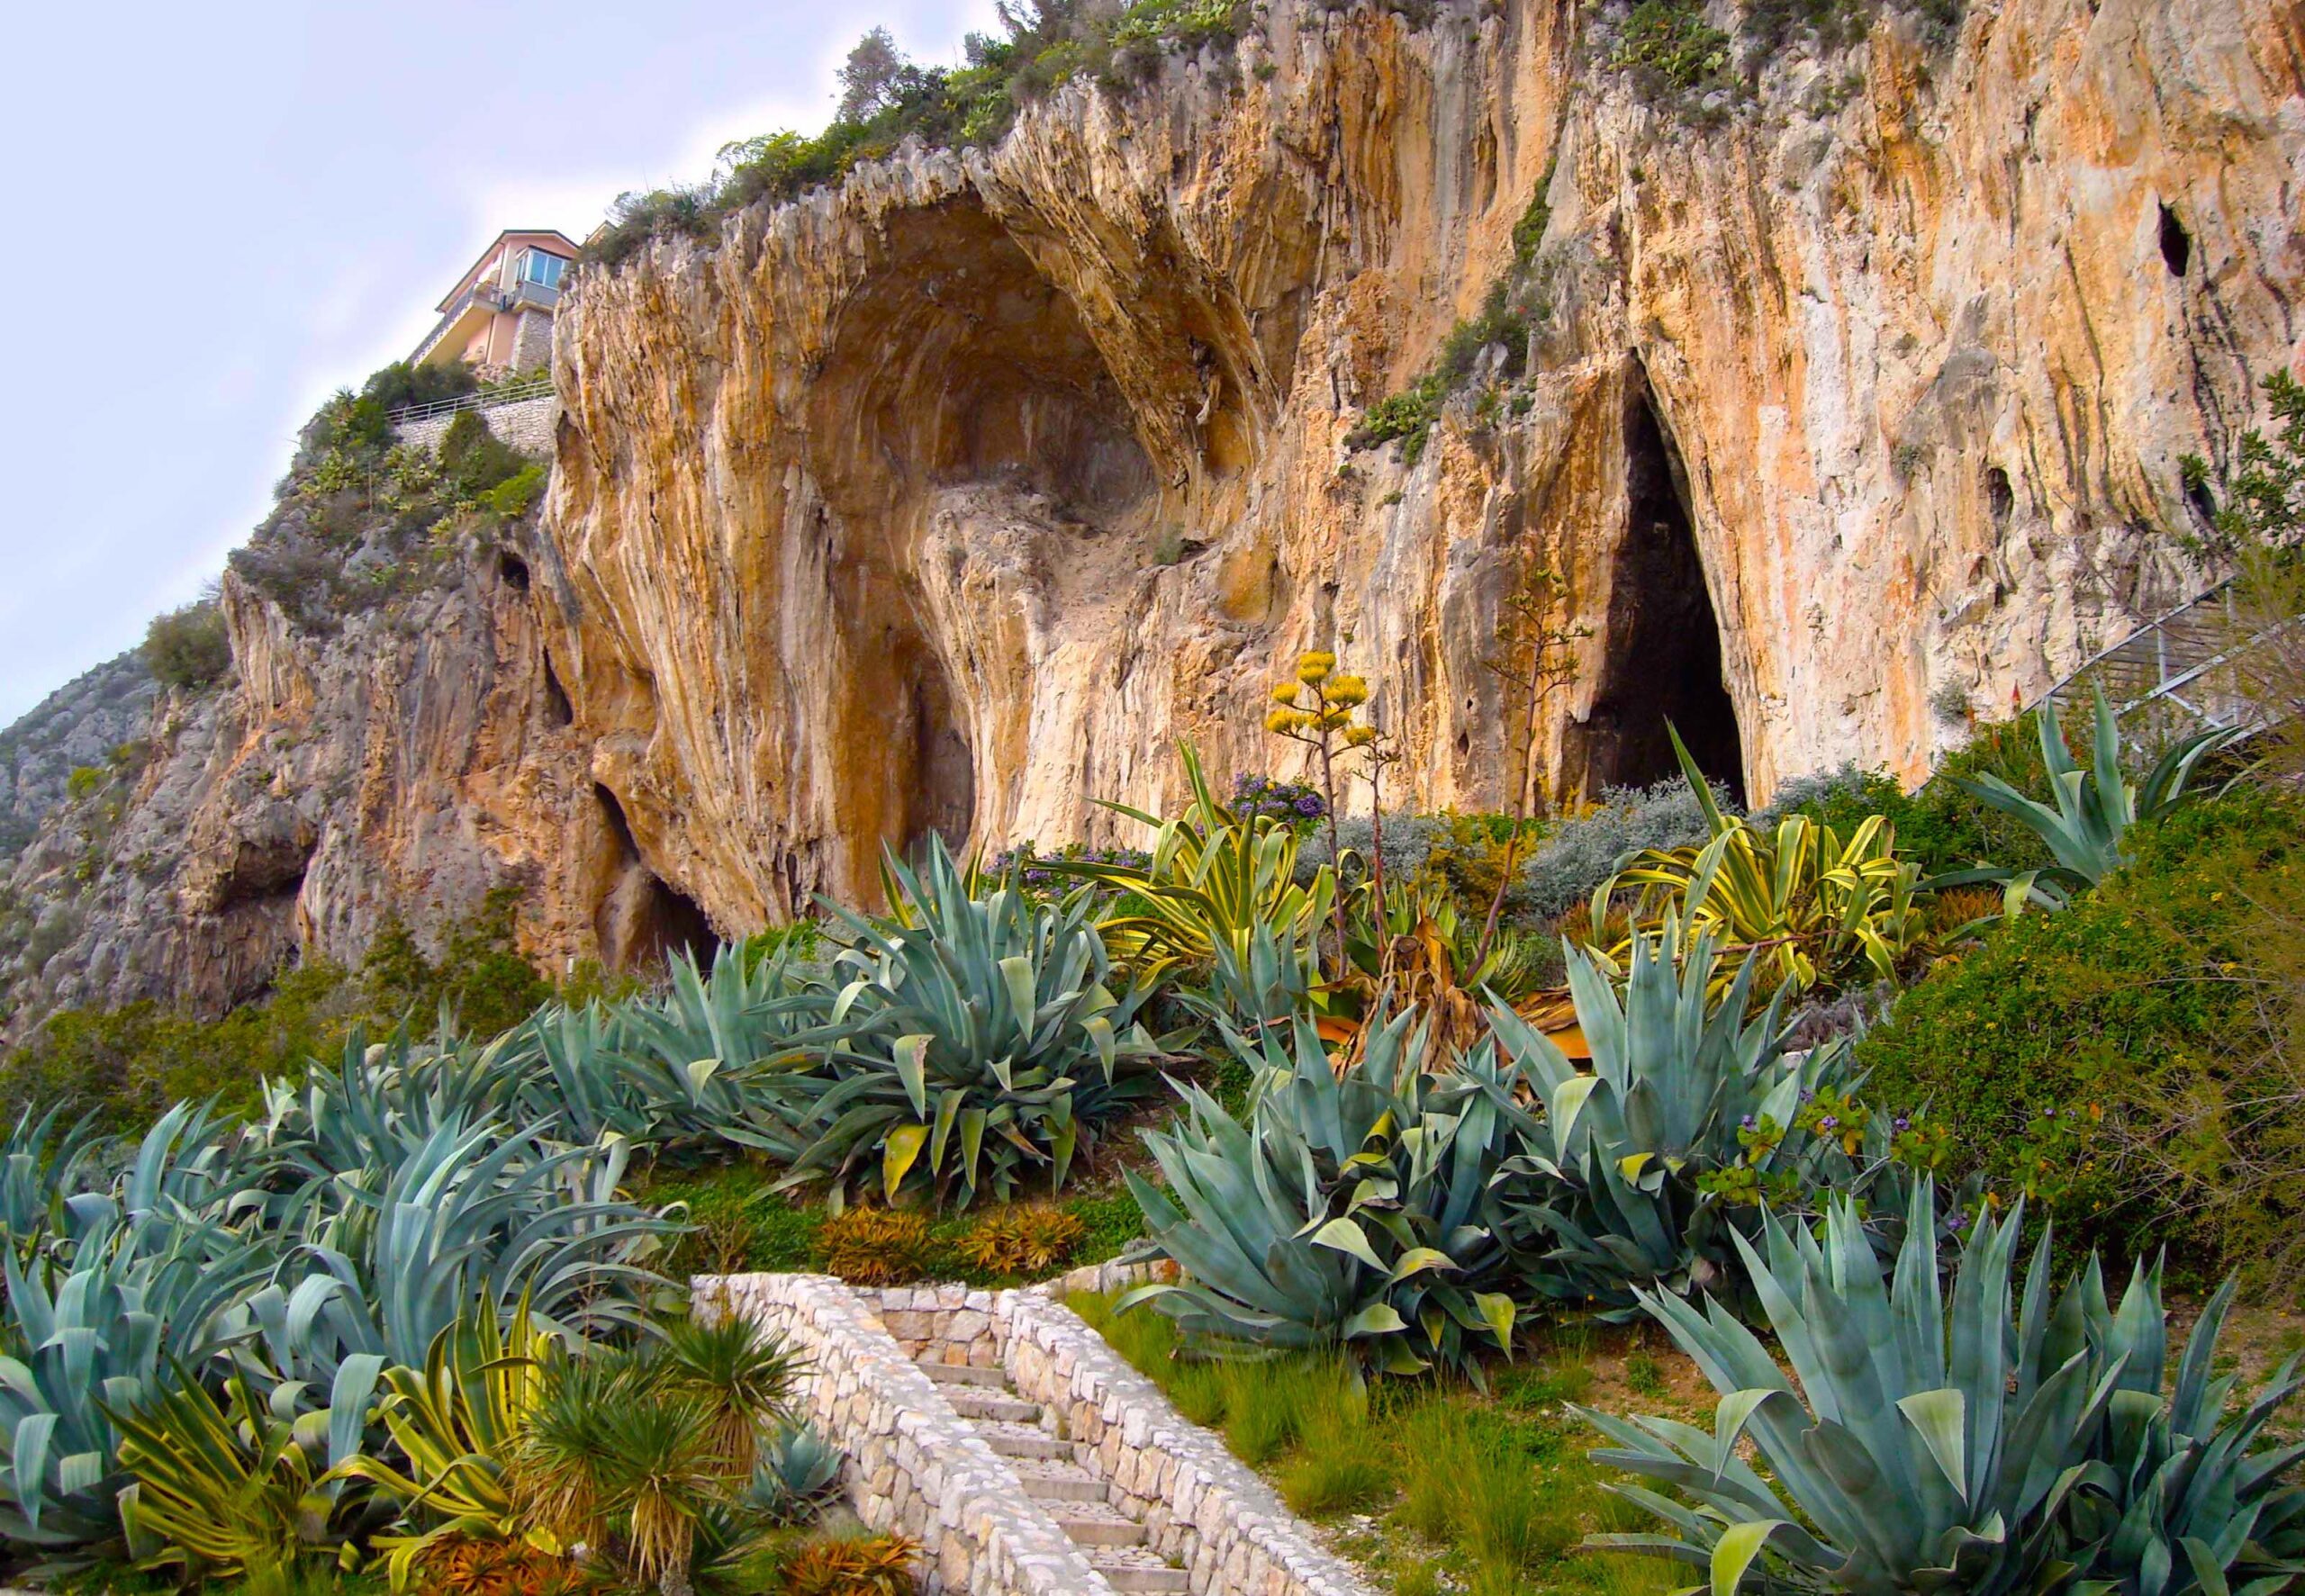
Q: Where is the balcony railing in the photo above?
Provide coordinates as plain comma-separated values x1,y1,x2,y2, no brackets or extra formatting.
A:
387,374,556,426
408,277,564,364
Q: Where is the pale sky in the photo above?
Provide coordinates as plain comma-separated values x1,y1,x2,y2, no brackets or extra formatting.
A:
0,0,1002,725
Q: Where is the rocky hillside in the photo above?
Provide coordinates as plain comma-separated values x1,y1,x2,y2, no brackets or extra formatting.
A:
7,0,2300,1023
0,654,155,861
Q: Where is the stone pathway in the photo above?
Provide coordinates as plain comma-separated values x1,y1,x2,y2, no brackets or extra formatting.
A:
917,1357,1189,1593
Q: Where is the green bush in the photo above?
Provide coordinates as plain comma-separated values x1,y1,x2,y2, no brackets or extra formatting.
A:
140,599,232,692
1610,0,1735,99
0,961,357,1130
438,410,529,500
359,884,552,1040
475,463,546,519
1857,788,2303,1266
359,360,476,417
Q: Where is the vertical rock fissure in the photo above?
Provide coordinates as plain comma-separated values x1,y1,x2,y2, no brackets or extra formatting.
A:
904,657,975,863
1568,383,1746,805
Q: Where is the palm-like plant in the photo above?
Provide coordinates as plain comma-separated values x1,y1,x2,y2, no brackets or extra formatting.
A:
1121,1006,1532,1377
1490,925,1863,1316
1942,684,2236,910
794,836,1160,1208
651,1314,804,1476
512,1349,651,1553
513,1348,736,1596
592,1393,726,1596
1596,731,1932,999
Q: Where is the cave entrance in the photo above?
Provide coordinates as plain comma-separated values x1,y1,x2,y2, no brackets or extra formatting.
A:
1568,384,1746,806
592,783,717,973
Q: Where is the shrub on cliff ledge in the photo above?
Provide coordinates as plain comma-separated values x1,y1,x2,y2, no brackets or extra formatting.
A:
583,1,1262,270
141,594,231,692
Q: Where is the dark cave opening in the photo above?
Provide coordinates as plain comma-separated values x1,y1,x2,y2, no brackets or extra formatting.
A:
592,782,716,972
541,650,574,727
498,551,531,591
1568,386,1746,807
1985,465,2014,531
2158,203,2192,279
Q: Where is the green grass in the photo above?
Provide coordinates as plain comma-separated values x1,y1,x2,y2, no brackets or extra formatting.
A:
1069,1290,1686,1594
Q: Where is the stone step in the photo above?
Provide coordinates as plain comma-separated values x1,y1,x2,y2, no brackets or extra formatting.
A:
1053,1497,1148,1548
975,1419,1073,1461
917,1359,1008,1387
947,1387,1042,1423
1090,1546,1191,1592
1011,1456,1109,1503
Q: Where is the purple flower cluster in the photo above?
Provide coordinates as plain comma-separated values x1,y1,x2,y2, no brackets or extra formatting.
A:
1232,772,1327,822
989,839,1152,895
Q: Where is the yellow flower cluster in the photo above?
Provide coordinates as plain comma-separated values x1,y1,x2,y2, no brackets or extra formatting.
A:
1270,681,1299,704
1296,651,1337,684
1342,725,1378,748
1266,708,1315,733
1324,673,1369,708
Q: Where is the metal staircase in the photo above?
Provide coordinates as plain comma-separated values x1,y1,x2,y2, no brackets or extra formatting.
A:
2032,580,2287,743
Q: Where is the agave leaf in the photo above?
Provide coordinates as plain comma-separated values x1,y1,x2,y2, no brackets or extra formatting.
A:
1711,1519,1791,1595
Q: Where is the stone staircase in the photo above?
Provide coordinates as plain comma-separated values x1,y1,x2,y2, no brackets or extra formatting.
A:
917,1357,1189,1593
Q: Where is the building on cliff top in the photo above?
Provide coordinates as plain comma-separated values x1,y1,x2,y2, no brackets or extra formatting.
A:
410,229,577,375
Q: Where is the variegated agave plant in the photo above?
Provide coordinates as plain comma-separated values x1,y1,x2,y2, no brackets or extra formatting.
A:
1582,1181,2305,1595
1491,924,1864,1318
788,836,1161,1209
1120,1005,1532,1378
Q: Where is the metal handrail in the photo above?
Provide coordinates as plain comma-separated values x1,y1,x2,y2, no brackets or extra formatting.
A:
387,374,556,426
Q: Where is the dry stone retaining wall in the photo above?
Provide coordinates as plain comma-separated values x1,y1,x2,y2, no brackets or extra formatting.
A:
393,392,557,457
995,1288,1376,1596
709,1268,1374,1596
700,1273,1118,1596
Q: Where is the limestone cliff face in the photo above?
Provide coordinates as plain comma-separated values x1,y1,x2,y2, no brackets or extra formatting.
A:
10,0,2300,1020
0,540,617,1022
545,0,2305,928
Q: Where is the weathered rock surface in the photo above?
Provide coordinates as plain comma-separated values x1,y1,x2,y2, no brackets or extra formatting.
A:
0,654,154,861
9,0,2303,1019
0,544,619,1023
545,0,2305,924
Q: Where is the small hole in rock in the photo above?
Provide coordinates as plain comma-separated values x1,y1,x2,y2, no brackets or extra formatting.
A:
2185,474,2218,528
1985,466,2013,531
499,552,531,591
2158,204,2192,278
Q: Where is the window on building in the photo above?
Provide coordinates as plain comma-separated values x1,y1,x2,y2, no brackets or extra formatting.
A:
519,250,567,290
